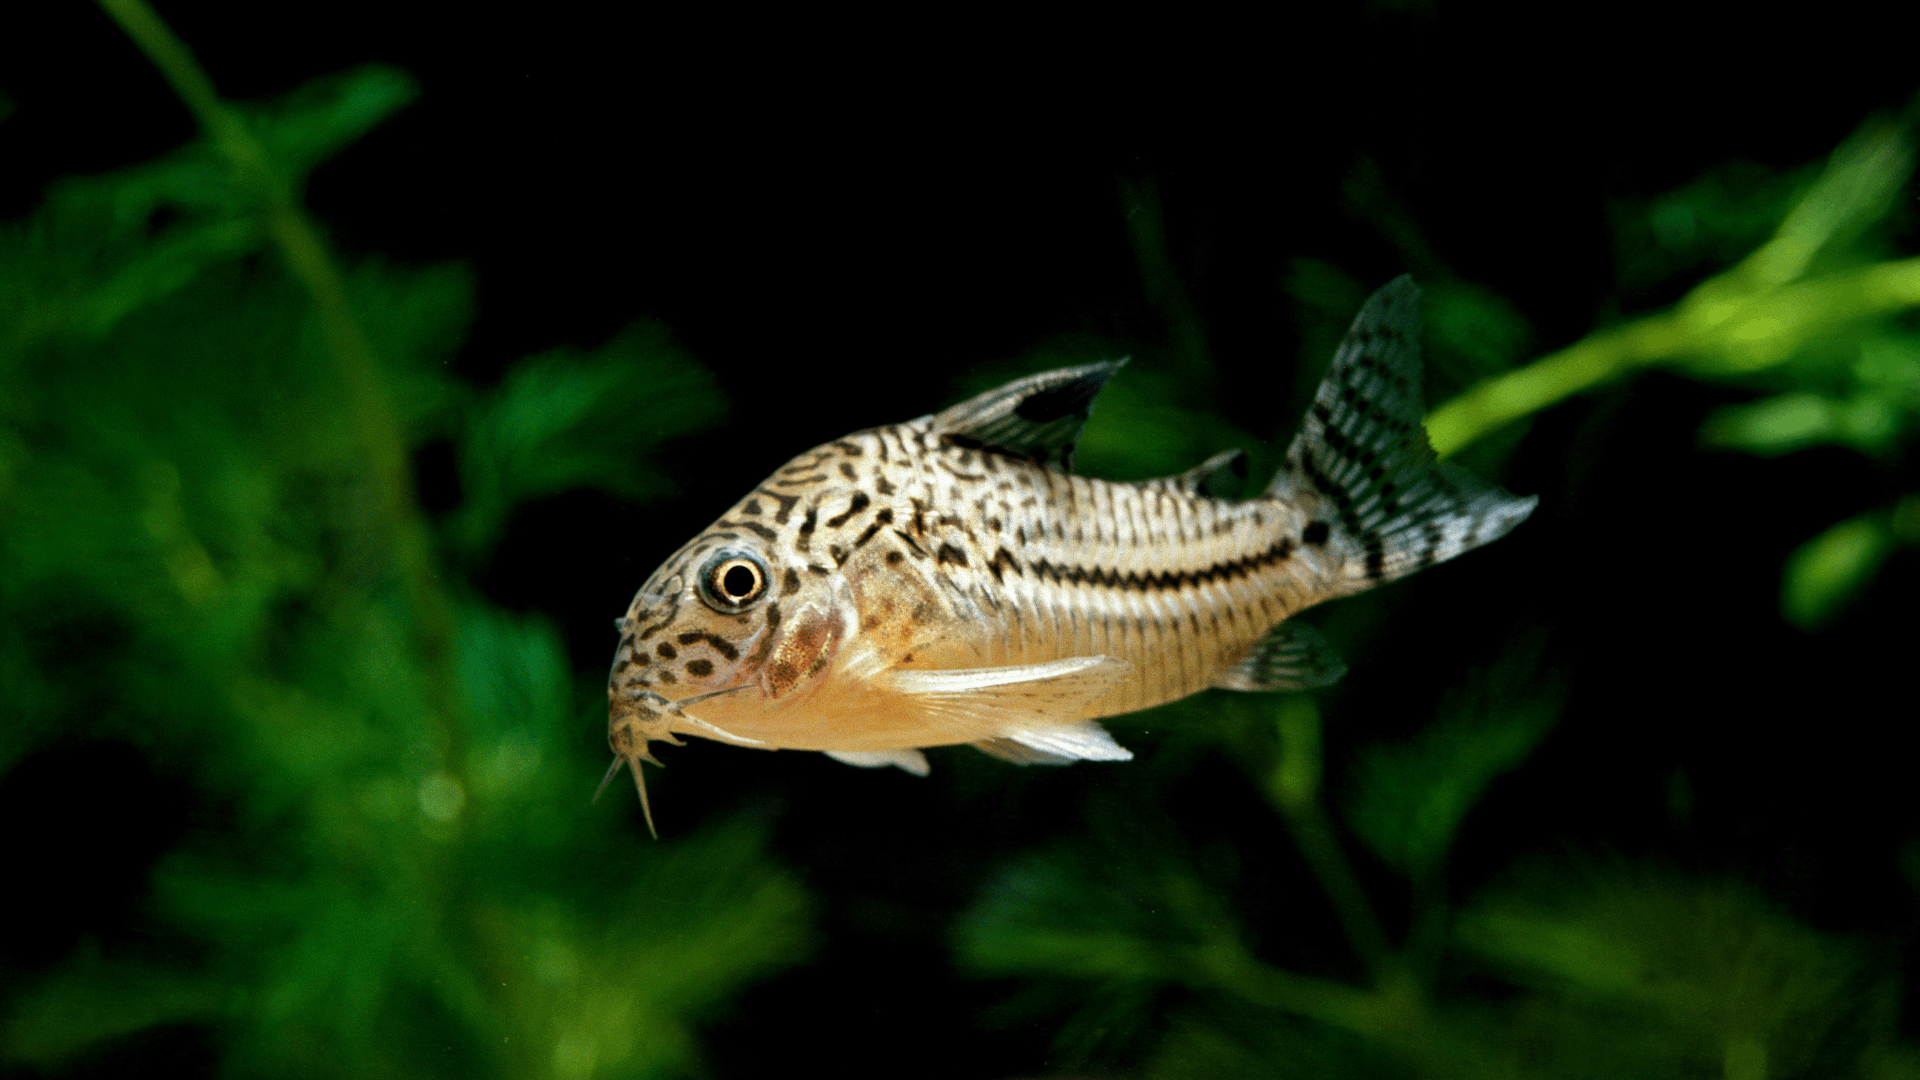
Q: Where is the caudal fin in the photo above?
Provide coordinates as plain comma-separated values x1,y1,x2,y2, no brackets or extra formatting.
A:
1266,276,1536,588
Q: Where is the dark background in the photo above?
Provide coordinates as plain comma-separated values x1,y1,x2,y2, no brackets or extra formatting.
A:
4,3,1918,1077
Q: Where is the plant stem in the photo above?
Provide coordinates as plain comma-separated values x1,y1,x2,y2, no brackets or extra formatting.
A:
96,0,469,798
1271,699,1399,986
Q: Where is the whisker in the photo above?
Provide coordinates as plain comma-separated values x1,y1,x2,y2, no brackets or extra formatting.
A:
672,684,753,707
592,756,626,803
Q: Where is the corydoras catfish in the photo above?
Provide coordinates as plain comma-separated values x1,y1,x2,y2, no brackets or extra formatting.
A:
602,276,1536,833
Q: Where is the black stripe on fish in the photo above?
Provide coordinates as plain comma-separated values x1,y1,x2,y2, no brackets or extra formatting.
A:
988,547,1019,583
676,630,740,662
825,492,871,528
1024,536,1298,594
634,596,680,641
852,508,893,549
759,489,802,524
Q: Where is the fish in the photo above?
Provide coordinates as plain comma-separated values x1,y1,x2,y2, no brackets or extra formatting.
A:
602,275,1536,834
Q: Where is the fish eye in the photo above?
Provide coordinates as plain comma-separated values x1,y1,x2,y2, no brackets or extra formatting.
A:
697,550,769,612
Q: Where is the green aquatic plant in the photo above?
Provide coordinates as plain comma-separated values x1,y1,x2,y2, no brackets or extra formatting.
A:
0,9,801,1077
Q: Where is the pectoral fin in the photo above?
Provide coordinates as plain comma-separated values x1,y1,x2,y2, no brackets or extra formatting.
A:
825,749,932,776
882,656,1134,760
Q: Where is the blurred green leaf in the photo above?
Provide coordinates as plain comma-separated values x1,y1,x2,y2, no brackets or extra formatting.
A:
958,790,1382,1067
0,64,416,354
1,950,225,1067
446,322,725,559
1781,510,1897,630
1424,279,1534,395
1611,161,1808,295
0,62,800,1079
1427,113,1920,458
1346,655,1561,878
1143,999,1403,1080
243,65,419,184
1455,863,1890,1080
1703,333,1920,458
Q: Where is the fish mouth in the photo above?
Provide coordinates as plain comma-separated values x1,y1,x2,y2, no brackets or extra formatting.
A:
609,683,763,746
601,683,763,838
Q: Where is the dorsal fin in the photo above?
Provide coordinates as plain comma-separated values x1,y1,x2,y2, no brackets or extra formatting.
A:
929,360,1127,472
1162,448,1248,498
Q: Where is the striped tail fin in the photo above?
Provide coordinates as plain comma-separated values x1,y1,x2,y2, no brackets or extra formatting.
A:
1266,275,1536,588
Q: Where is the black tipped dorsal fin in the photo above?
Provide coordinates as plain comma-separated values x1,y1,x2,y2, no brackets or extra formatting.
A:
930,360,1127,472
1210,620,1347,692
1267,276,1537,585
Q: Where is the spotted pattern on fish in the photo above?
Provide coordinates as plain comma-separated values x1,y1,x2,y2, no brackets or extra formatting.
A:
601,275,1536,833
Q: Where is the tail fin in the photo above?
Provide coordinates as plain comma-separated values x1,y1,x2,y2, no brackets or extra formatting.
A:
1267,276,1536,588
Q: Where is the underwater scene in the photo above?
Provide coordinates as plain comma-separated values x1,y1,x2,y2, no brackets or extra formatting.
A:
3,4,1919,1078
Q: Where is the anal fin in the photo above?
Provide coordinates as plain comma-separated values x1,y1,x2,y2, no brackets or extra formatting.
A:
826,749,932,776
1211,621,1347,692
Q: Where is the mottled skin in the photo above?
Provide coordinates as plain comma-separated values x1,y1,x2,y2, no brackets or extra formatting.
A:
611,421,1327,752
604,277,1536,831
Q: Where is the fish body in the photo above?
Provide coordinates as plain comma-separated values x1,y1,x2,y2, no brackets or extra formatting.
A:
606,276,1535,829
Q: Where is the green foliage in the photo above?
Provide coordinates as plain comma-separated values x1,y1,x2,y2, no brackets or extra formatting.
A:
1454,861,1895,1080
1346,650,1561,879
0,64,801,1078
1421,109,1920,627
955,785,1385,1074
445,325,725,561
1424,115,1920,459
1610,161,1813,297
1778,496,1920,630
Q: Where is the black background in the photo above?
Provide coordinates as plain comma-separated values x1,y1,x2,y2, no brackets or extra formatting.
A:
4,3,1918,1077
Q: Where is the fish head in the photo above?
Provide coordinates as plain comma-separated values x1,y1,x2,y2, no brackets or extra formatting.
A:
603,511,854,830
611,537,773,699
